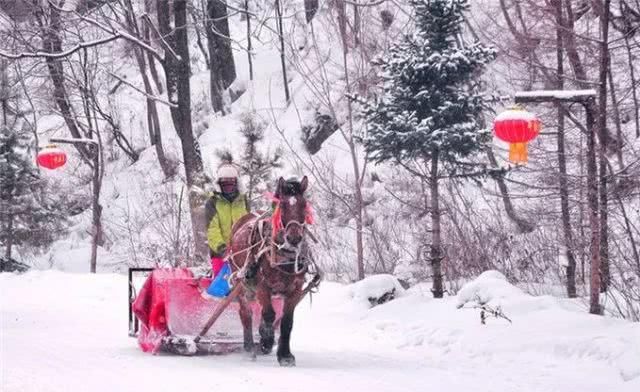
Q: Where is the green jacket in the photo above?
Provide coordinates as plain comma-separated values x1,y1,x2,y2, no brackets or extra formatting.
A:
205,193,249,256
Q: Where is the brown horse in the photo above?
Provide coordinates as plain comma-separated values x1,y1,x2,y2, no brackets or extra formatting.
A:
228,176,320,366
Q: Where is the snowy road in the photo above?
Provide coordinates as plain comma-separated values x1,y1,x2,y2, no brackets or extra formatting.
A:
2,271,639,392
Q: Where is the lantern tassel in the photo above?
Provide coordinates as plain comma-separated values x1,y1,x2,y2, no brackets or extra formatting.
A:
509,142,528,164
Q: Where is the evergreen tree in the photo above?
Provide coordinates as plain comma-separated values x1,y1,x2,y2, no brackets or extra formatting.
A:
0,125,65,260
358,0,496,297
237,113,283,210
214,113,282,210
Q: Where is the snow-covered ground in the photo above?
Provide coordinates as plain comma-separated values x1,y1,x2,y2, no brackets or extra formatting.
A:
1,270,638,392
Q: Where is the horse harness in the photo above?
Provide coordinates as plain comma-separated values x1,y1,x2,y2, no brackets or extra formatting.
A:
227,210,321,295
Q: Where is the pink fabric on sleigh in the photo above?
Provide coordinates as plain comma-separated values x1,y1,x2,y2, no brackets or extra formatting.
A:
132,268,283,354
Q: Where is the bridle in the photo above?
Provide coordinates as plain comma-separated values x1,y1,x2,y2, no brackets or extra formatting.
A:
267,194,314,275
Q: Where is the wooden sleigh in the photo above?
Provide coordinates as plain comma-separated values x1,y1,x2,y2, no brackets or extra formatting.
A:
128,267,284,355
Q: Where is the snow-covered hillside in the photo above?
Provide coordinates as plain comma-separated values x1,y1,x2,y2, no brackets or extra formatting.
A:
14,0,397,279
1,270,638,391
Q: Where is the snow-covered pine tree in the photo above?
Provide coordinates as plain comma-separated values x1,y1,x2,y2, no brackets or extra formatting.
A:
214,113,282,210
0,125,65,262
237,113,283,210
358,0,496,298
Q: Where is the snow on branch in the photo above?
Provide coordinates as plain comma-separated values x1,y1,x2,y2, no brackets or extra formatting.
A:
55,5,167,63
0,20,164,62
515,89,597,103
0,36,121,60
343,0,388,7
49,137,99,146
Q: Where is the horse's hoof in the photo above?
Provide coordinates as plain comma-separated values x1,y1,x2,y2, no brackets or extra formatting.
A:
260,341,273,355
259,325,274,354
277,355,296,367
244,342,254,353
245,349,257,361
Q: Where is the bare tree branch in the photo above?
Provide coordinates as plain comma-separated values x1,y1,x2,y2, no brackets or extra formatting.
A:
107,71,177,108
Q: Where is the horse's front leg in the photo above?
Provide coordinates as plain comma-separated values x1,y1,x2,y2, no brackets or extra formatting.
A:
257,286,275,354
277,291,304,367
237,289,254,354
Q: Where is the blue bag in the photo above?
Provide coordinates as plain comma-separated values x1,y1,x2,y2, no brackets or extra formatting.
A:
207,261,232,297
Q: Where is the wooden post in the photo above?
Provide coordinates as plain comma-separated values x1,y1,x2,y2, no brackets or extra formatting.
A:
515,90,601,313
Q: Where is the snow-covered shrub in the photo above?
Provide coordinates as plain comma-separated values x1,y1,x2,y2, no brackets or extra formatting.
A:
0,255,30,273
456,270,524,309
348,274,406,308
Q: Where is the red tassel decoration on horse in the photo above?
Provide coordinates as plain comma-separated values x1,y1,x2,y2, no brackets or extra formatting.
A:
264,191,283,239
271,206,283,238
305,203,314,225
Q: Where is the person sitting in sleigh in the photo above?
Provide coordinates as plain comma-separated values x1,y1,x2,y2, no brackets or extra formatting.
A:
205,163,250,278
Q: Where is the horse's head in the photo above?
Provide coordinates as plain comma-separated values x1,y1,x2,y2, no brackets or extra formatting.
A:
272,176,312,247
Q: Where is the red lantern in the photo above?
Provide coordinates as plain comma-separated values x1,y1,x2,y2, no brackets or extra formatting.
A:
493,106,541,164
37,144,67,170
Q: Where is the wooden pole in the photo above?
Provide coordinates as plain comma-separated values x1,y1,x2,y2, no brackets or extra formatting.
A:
194,284,242,342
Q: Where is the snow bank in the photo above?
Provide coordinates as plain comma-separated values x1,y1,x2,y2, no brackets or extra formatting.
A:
455,270,525,308
347,274,406,308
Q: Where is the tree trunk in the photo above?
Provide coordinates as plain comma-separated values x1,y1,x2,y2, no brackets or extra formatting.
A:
624,35,640,138
353,2,360,46
158,0,208,263
275,0,290,103
206,0,236,112
597,0,611,294
337,1,348,49
207,0,236,88
90,153,102,274
144,0,164,94
578,131,586,284
557,108,577,298
350,136,365,280
613,188,640,273
429,154,444,298
486,148,534,233
5,213,13,259
1,62,7,125
39,4,92,164
146,97,173,178
124,0,172,179
304,0,318,23
193,10,210,69
586,103,601,314
562,0,601,313
1,76,11,259
607,66,624,168
245,0,253,81
598,165,610,296
554,0,577,298
336,1,364,280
